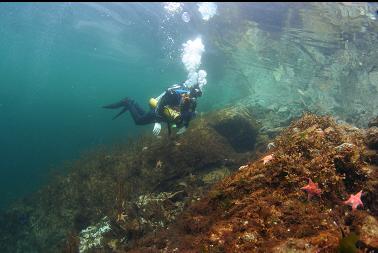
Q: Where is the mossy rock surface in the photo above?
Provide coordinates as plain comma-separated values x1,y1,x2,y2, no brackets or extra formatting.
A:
0,105,260,253
129,114,378,253
207,106,260,153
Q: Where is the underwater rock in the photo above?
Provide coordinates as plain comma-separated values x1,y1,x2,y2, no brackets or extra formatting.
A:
207,2,378,130
127,114,378,252
369,71,378,89
135,191,187,226
201,167,231,185
1,103,261,253
358,215,378,249
277,106,289,114
366,127,378,150
368,116,378,128
261,126,285,137
3,110,378,253
363,149,378,165
335,142,355,152
271,231,339,252
78,216,111,253
208,107,259,153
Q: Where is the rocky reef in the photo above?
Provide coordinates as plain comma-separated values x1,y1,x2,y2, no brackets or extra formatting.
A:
1,104,377,252
0,105,263,253
127,114,378,253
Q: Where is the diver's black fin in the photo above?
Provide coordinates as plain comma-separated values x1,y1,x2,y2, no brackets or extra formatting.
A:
102,98,130,109
112,106,128,120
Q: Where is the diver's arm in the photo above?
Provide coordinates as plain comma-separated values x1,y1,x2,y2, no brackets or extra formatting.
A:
176,110,196,135
155,90,178,119
155,92,168,118
155,91,165,102
153,122,162,136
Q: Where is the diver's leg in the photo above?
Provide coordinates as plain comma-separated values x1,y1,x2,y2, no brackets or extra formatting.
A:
111,107,128,120
136,110,158,125
133,101,147,115
129,102,157,125
103,97,134,120
102,97,131,109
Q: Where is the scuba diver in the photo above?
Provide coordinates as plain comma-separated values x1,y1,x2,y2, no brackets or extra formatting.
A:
102,82,202,136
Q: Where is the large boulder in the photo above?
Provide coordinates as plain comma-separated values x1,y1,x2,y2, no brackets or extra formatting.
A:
207,106,259,153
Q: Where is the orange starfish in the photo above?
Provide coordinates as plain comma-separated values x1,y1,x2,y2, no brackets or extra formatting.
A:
301,178,321,201
344,190,363,211
261,154,274,165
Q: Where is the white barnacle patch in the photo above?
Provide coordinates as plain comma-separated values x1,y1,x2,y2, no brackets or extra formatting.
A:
335,143,354,152
79,216,111,253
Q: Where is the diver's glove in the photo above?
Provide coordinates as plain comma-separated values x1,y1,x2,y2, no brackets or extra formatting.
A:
176,127,187,135
153,122,161,136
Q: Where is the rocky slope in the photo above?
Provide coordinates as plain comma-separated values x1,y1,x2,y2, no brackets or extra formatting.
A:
127,114,378,253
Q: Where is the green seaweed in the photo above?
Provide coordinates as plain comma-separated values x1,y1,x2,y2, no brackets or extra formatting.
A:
337,232,359,253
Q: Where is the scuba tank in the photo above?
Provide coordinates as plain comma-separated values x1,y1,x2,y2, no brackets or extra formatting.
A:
149,98,181,122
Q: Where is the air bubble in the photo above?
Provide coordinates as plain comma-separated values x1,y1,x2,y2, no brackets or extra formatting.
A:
182,12,190,22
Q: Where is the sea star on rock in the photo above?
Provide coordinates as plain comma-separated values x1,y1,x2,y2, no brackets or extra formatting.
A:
261,154,274,165
344,190,363,211
301,178,322,201
156,160,163,170
116,212,127,223
238,164,249,171
267,142,275,150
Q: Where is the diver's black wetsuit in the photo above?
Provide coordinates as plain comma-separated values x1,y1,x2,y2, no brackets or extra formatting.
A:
127,99,162,125
103,84,195,133
155,84,195,127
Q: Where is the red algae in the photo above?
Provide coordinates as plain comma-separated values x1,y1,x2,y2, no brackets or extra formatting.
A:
130,114,378,253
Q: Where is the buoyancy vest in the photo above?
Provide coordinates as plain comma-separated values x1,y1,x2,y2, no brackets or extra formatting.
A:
149,98,181,122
